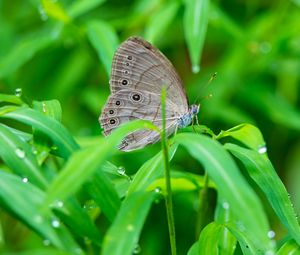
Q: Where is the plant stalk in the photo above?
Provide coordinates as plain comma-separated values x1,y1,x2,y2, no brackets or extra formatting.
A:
161,87,177,255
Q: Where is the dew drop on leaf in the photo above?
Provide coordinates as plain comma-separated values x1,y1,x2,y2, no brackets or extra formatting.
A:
51,219,60,228
22,177,28,183
222,201,230,210
267,230,275,239
258,145,267,154
117,166,126,175
42,102,47,113
15,88,22,97
133,244,141,254
15,148,25,158
43,239,50,246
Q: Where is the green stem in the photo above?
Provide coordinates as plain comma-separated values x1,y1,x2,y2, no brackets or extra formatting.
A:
161,87,177,255
196,171,209,238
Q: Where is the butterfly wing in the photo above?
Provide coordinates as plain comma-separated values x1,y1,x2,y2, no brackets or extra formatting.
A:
109,37,188,112
100,37,189,151
100,89,178,151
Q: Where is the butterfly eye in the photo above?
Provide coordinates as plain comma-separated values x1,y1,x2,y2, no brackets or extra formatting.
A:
115,100,121,105
122,79,128,85
109,110,114,114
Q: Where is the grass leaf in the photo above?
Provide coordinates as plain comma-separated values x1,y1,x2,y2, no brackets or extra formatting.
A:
225,143,300,245
86,20,119,76
42,120,158,210
174,133,274,253
102,191,155,255
183,0,210,73
1,108,79,159
0,171,82,254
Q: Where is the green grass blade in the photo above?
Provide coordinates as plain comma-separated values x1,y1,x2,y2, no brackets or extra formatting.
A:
0,94,23,105
198,222,223,254
2,249,73,255
214,200,237,254
84,169,121,222
86,20,119,76
102,191,155,255
0,171,82,254
217,123,266,150
0,31,55,78
127,144,178,195
183,0,210,73
53,198,102,246
33,100,62,122
174,133,274,253
42,120,158,209
68,0,106,19
145,1,180,43
1,108,79,159
277,239,300,255
0,124,48,189
225,143,300,245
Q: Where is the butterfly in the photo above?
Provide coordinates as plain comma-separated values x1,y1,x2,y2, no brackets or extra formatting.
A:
99,37,199,151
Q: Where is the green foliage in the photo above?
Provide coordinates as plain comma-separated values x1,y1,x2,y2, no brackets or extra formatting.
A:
1,0,300,255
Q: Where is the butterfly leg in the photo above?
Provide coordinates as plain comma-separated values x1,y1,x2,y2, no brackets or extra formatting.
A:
192,115,200,134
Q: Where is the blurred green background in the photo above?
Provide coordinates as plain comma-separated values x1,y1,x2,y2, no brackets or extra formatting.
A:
1,0,300,253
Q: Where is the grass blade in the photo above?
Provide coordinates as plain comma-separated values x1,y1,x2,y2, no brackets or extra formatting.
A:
1,108,79,159
225,143,300,246
86,20,119,76
0,124,48,189
102,192,155,255
0,171,82,254
183,0,210,73
174,133,274,253
42,120,158,209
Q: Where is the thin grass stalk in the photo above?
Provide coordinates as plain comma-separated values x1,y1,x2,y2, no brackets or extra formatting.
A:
160,86,177,255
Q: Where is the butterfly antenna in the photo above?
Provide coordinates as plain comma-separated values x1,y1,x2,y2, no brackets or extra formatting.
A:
193,72,217,104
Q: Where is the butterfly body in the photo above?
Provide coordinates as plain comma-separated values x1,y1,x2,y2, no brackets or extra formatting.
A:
99,37,199,151
177,104,199,128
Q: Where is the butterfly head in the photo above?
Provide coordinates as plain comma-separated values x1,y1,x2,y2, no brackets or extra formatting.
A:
189,104,200,117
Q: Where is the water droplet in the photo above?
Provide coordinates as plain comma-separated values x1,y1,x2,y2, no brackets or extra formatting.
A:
222,202,230,210
236,221,246,232
126,224,134,232
267,230,275,239
43,239,50,246
22,177,28,183
52,200,64,208
117,166,126,175
15,88,22,97
51,219,60,228
264,250,275,255
258,145,267,154
34,214,43,223
192,65,200,73
42,102,47,113
260,42,272,54
38,5,48,21
133,244,141,254
15,148,25,158
154,187,162,193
